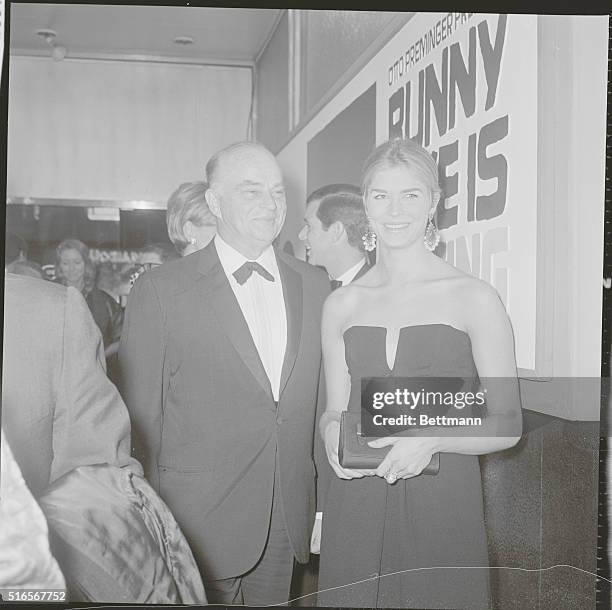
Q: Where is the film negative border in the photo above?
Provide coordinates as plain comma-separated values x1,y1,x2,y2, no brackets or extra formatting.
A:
595,13,611,608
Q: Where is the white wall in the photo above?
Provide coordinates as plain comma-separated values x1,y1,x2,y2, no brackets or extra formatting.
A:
7,56,252,203
564,17,607,380
518,16,607,419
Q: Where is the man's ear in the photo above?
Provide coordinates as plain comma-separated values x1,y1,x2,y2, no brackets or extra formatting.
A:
205,188,222,219
329,220,346,244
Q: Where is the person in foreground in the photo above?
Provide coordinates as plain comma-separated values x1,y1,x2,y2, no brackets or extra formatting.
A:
317,138,522,608
0,429,65,591
119,141,329,605
2,273,137,498
2,274,205,603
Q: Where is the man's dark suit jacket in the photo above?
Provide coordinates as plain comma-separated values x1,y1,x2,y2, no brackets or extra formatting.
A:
118,241,329,581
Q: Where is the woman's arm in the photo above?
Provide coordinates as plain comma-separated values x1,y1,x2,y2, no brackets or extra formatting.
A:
371,281,522,480
432,280,522,453
320,290,370,480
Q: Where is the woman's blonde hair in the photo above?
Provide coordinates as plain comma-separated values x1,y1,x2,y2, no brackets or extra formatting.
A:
166,181,215,254
55,238,96,295
362,138,442,200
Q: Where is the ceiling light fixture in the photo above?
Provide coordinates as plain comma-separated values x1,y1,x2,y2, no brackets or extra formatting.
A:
36,28,57,44
36,28,67,61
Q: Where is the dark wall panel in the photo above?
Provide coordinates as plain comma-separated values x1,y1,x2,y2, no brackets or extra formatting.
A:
306,84,376,196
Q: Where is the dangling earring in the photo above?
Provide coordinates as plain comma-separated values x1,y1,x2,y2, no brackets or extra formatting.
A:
362,220,377,252
423,211,440,251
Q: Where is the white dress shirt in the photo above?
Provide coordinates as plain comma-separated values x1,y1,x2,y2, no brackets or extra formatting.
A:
334,257,367,287
215,234,287,401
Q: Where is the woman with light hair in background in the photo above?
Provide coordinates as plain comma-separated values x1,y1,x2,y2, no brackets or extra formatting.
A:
166,181,217,257
130,182,214,288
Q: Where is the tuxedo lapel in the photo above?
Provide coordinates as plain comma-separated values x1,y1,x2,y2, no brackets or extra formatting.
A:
276,252,302,400
197,244,273,401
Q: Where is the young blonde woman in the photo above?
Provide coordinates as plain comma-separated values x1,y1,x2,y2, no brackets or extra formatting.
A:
317,138,522,608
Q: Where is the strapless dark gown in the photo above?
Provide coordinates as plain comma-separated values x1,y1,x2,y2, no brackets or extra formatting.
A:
317,325,490,609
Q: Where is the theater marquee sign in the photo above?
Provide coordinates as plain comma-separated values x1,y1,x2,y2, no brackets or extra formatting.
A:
278,13,538,370
379,13,538,369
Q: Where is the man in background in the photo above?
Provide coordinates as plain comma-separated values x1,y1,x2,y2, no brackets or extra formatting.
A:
299,184,371,289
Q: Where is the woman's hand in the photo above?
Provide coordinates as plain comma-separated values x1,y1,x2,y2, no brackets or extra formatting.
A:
323,420,375,480
319,291,377,481
368,436,438,482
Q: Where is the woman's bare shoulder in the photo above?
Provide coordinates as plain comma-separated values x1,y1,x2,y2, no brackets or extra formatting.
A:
322,281,376,331
324,283,362,312
447,275,509,332
456,275,504,306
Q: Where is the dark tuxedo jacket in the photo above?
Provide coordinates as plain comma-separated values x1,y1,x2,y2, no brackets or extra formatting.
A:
118,241,329,581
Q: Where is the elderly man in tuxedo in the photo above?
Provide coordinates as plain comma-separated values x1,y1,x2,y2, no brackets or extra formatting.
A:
119,141,329,605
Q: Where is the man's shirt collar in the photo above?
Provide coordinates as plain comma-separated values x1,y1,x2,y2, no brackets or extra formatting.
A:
334,257,367,286
215,234,277,281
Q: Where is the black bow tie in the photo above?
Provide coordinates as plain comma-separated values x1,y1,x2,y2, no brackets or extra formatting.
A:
330,279,343,291
233,261,275,285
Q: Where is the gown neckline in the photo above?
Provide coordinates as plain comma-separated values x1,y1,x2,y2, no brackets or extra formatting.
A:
343,323,470,372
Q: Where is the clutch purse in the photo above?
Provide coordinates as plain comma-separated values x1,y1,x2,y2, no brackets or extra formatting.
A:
338,411,440,474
